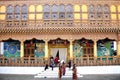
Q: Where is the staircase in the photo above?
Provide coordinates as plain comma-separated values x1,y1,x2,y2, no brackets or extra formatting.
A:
34,67,83,78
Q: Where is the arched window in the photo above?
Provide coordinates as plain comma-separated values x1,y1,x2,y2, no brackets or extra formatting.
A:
110,5,117,20
22,5,28,13
66,5,73,12
52,5,58,12
59,4,65,19
43,5,50,19
96,5,102,19
29,5,35,20
118,5,120,20
7,5,13,20
89,5,95,20
15,5,20,20
96,5,102,13
0,6,6,20
103,4,110,20
66,5,73,20
51,5,58,20
36,5,43,20
81,5,88,20
103,4,109,13
43,5,50,12
22,5,28,20
89,5,94,13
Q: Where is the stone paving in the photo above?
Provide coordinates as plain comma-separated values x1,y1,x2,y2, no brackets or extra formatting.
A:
0,74,120,80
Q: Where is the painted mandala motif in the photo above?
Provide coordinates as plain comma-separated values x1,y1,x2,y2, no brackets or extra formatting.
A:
8,45,17,54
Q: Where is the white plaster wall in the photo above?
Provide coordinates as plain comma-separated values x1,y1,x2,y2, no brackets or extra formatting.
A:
0,66,120,75
0,42,4,55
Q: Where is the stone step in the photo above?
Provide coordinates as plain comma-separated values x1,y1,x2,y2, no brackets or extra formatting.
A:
34,67,83,78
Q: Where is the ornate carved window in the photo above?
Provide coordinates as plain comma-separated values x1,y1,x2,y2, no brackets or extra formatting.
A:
89,5,95,20
59,4,65,19
89,5,94,13
66,5,73,20
104,5,109,13
22,5,28,20
103,4,110,20
96,5,102,19
7,5,13,20
43,5,50,20
15,5,20,20
0,6,6,20
51,5,58,20
96,5,102,13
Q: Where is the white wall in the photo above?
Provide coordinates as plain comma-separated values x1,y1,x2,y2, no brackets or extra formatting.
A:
0,42,4,55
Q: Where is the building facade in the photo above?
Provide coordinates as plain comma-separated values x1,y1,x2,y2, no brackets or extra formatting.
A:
0,0,120,65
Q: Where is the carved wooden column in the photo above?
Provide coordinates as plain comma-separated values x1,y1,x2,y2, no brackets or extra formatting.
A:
94,40,97,57
45,39,48,59
117,41,120,56
20,40,24,57
70,40,73,60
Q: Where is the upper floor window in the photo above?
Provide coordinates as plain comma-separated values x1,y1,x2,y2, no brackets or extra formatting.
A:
96,5,102,13
89,5,94,13
7,5,13,20
22,5,28,20
0,6,6,20
15,5,20,20
103,4,110,13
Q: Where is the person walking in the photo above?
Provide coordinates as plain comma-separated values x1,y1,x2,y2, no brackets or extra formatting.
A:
72,64,78,80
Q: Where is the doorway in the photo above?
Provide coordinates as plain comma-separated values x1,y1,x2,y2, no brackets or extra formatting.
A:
51,48,67,62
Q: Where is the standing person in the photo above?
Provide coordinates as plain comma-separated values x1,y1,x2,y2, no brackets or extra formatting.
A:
72,64,78,80
44,64,48,71
68,60,71,70
50,56,55,70
58,64,62,79
54,56,59,66
62,62,66,76
50,59,55,70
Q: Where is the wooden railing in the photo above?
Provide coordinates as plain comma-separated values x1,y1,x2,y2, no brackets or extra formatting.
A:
0,57,47,66
0,56,120,66
73,56,120,66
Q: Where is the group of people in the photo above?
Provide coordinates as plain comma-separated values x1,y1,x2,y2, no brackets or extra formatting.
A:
58,62,78,80
44,56,78,80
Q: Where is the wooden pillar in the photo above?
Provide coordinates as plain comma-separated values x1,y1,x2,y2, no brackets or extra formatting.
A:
94,40,97,57
70,40,73,60
45,40,48,59
20,40,24,57
117,41,120,56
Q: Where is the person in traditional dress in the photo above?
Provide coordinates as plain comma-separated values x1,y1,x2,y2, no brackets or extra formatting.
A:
62,62,66,76
58,64,62,79
68,60,71,70
72,64,78,80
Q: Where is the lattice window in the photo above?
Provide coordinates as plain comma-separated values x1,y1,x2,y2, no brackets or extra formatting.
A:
66,5,73,20
7,5,13,20
22,5,28,20
51,5,58,20
15,5,20,20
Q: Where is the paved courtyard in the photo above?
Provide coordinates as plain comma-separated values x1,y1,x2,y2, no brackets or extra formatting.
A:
0,74,120,80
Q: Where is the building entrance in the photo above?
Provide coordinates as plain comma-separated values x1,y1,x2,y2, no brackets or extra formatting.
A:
51,48,67,62
48,38,70,62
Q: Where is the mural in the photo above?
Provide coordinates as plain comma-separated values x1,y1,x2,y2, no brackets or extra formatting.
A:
73,43,83,57
34,43,45,58
4,42,20,58
97,41,114,57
